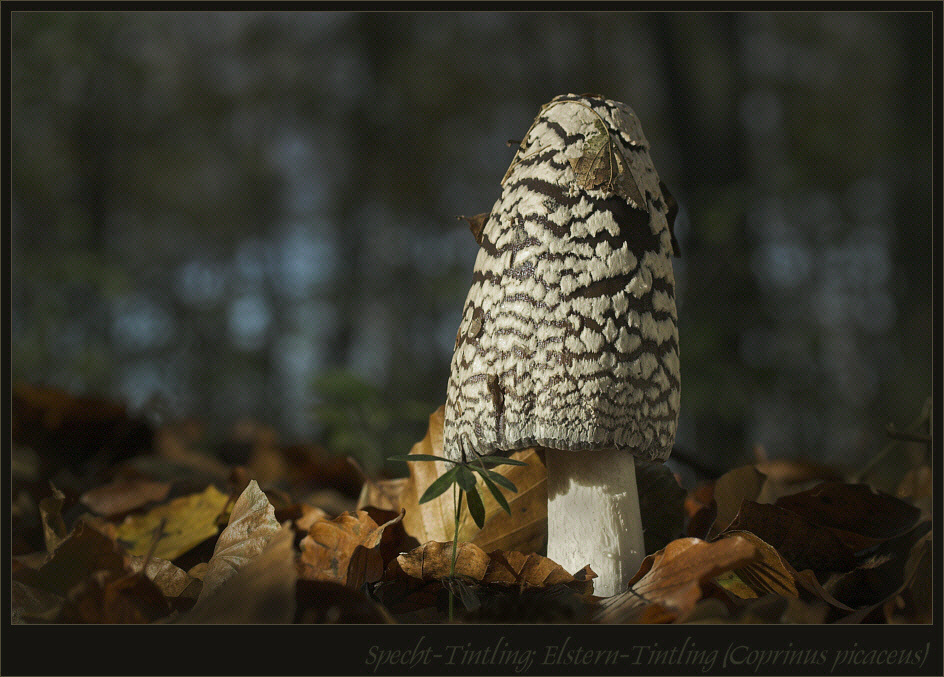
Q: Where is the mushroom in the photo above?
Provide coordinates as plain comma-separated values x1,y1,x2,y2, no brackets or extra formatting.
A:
443,94,681,597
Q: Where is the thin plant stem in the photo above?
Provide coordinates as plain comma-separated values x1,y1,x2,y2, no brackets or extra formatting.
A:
448,482,462,621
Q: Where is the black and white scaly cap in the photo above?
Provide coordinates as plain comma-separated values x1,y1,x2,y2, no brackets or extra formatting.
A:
443,93,681,464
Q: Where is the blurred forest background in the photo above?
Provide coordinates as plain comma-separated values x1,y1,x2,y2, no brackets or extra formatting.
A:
10,11,934,477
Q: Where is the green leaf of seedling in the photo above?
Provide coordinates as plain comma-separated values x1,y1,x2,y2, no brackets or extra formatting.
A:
465,486,486,529
471,466,518,493
418,466,461,504
475,456,529,467
387,454,456,464
456,466,477,493
478,472,512,515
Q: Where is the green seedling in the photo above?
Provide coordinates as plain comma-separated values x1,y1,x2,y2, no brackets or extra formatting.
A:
388,452,528,620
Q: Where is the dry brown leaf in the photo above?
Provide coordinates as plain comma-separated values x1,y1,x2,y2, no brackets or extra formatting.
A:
298,510,403,588
724,500,858,572
594,536,759,623
292,504,330,533
179,523,296,624
63,567,171,624
774,481,922,541
471,446,546,553
357,476,410,513
397,407,547,553
80,478,171,518
361,506,421,567
127,555,196,600
460,212,491,246
718,530,800,599
754,457,842,486
11,580,65,623
482,550,590,589
568,127,645,208
39,485,68,554
708,465,766,538
14,520,127,596
296,579,395,624
717,530,854,611
883,532,932,623
396,541,490,582
822,521,932,614
194,480,280,603
896,465,932,517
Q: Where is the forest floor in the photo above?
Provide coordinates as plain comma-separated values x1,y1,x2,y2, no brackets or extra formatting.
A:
11,382,932,626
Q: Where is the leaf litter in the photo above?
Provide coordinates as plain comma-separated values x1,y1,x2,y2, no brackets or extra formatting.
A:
10,382,933,624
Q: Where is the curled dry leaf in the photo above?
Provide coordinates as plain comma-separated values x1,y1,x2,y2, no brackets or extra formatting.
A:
717,530,799,599
483,550,593,591
298,510,404,588
594,536,760,624
80,478,171,518
394,541,592,591
194,480,280,603
396,541,490,582
821,521,932,613
361,506,421,566
115,484,230,561
716,530,853,611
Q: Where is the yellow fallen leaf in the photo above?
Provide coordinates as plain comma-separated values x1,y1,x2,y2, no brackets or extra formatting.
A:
713,570,758,599
115,484,230,561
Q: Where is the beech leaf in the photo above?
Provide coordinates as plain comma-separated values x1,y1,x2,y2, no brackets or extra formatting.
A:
724,500,859,572
179,524,296,624
298,510,404,588
14,520,127,596
397,541,490,582
594,536,760,623
80,478,171,518
708,465,767,538
773,481,922,541
115,484,230,561
193,480,280,603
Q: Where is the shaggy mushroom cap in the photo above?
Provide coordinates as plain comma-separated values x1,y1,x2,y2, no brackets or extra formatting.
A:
442,93,680,465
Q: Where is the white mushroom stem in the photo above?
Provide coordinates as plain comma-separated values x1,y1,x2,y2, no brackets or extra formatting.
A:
545,447,645,597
